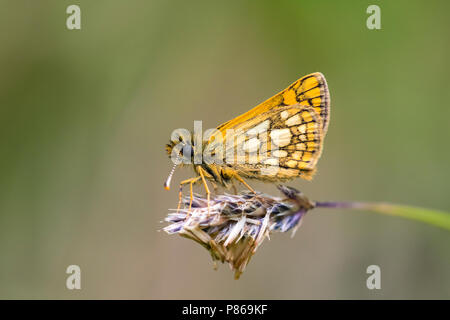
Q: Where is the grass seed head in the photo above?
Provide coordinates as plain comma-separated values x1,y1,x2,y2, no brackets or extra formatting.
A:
163,185,315,279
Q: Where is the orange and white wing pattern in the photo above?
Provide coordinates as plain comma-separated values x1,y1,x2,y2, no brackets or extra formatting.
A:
214,73,330,181
218,104,325,181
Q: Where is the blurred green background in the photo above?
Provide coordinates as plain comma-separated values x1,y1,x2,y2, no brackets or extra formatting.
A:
0,0,449,299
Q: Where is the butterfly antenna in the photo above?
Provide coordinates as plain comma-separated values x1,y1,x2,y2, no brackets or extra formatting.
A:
164,160,178,190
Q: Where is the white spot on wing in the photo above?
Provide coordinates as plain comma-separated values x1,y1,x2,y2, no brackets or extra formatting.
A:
296,143,306,150
270,129,292,147
247,120,270,136
298,124,306,134
272,150,288,158
263,158,279,166
285,114,301,126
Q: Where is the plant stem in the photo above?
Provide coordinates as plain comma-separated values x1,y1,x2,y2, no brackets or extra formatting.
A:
315,201,450,231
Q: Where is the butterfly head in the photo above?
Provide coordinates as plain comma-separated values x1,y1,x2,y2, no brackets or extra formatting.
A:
164,134,195,190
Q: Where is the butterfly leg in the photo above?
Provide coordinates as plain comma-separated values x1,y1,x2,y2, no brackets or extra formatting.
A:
234,173,256,194
176,185,183,212
188,178,198,211
178,176,201,214
197,167,211,214
233,173,265,203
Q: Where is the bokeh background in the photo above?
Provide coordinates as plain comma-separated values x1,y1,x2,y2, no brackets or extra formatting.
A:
0,0,449,299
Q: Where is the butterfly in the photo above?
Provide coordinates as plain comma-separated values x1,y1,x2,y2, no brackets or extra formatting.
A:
164,72,330,207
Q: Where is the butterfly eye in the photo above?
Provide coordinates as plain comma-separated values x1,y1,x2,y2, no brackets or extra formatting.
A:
181,143,193,158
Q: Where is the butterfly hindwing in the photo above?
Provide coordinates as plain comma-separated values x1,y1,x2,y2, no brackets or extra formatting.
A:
218,105,324,181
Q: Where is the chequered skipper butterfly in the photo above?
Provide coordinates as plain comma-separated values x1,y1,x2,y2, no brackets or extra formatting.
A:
164,72,330,206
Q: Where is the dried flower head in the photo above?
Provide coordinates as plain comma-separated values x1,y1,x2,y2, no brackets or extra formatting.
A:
163,185,315,279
